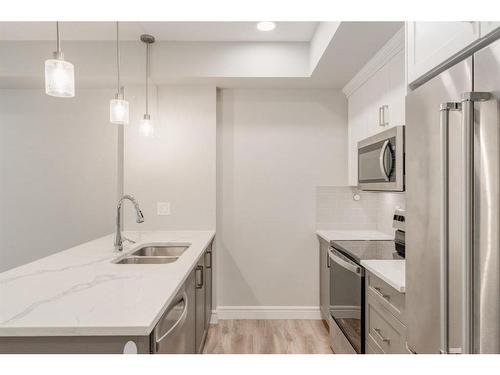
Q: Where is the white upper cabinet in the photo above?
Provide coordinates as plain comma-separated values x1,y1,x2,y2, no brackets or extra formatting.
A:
406,22,480,85
480,22,500,37
386,51,406,128
347,88,366,186
344,28,405,186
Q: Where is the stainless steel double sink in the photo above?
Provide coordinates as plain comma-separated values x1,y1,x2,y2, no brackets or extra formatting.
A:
114,244,190,264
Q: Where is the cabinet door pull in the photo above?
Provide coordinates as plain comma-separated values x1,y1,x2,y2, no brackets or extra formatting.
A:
195,265,204,288
379,106,383,126
205,251,212,269
374,328,391,343
374,286,391,300
383,105,389,126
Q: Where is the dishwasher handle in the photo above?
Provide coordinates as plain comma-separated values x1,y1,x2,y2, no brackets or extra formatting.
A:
155,292,188,347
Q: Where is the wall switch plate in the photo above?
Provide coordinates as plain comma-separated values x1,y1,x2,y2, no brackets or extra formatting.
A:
157,202,170,216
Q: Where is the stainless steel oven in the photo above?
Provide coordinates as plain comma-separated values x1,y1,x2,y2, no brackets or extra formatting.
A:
358,126,404,191
328,246,365,353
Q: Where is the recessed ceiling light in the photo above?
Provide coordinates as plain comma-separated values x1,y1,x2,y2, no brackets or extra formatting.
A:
256,21,276,32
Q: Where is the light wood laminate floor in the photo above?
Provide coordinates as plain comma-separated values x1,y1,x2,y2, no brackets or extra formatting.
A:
203,320,333,354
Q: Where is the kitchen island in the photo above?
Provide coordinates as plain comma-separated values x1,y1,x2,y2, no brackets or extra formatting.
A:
0,230,215,353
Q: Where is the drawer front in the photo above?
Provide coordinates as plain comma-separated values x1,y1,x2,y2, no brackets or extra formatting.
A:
366,272,405,323
366,334,384,354
366,294,407,354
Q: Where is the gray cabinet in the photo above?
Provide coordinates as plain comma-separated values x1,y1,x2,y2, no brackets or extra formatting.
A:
195,255,206,353
204,244,213,328
319,237,330,321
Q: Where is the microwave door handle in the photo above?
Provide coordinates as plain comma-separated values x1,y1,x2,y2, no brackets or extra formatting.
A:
328,248,362,277
379,140,390,181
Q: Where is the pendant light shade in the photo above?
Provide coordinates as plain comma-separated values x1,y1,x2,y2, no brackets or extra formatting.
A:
110,94,129,124
45,23,75,98
139,34,155,136
110,22,129,125
139,114,154,137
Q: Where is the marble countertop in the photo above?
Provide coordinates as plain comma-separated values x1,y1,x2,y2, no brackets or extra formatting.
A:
316,230,393,242
361,260,405,293
0,230,215,337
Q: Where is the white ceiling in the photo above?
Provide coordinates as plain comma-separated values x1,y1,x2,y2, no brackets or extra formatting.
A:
310,21,404,88
0,22,319,42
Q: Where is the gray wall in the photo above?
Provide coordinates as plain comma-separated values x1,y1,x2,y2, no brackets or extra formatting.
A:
216,88,347,308
123,85,216,231
0,89,118,272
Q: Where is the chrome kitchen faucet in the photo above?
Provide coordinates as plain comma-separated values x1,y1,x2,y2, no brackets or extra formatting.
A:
115,195,144,251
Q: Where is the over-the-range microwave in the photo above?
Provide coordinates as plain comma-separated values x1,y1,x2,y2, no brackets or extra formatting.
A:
357,126,404,191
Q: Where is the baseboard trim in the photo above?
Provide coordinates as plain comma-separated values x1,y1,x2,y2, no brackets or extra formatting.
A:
331,305,360,319
215,306,321,320
209,310,218,324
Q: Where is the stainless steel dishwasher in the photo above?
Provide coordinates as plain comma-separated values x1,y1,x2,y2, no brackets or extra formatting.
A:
151,270,196,354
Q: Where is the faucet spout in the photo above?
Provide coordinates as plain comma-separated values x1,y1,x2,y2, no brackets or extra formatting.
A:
115,194,145,251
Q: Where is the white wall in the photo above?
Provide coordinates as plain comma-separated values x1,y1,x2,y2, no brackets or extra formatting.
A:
0,89,118,272
0,41,310,89
123,85,216,231
376,192,406,234
316,186,379,230
216,88,347,314
316,186,406,236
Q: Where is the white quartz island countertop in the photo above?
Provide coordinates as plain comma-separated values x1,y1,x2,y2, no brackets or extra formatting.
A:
0,230,215,337
361,260,405,293
316,230,393,242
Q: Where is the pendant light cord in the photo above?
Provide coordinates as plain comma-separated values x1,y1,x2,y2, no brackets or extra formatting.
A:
56,21,61,53
116,22,121,98
145,42,149,115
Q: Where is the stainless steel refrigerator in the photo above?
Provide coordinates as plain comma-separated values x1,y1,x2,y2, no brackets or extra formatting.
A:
406,35,500,354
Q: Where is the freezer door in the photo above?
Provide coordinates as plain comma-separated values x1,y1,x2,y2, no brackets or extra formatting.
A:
405,57,472,354
472,38,500,354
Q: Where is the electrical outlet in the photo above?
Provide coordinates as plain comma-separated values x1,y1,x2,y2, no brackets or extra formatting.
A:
157,202,170,216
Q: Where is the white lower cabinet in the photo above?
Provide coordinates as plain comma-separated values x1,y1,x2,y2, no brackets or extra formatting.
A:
365,271,407,354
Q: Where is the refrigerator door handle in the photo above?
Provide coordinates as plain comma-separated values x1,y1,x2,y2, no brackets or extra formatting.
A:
460,91,491,354
439,102,461,354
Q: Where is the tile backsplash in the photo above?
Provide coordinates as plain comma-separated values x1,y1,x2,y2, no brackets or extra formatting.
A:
316,186,406,235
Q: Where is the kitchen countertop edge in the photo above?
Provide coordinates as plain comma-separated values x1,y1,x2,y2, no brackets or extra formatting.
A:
361,259,405,293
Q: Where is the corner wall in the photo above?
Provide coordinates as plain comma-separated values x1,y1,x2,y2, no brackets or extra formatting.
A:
216,88,347,318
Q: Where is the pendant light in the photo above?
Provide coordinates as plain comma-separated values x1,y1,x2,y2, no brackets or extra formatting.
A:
139,34,155,137
110,22,129,125
45,21,75,97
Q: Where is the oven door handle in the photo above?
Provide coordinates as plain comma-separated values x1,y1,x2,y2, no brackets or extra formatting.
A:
328,247,363,277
